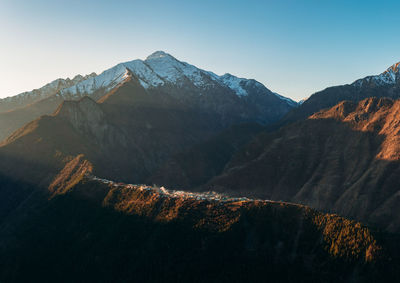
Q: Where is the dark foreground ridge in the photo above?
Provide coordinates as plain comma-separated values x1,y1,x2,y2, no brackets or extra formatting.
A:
0,173,398,282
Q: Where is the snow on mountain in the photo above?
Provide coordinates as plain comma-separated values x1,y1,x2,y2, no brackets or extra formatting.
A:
220,73,248,96
1,51,296,112
353,62,400,87
272,92,299,107
59,64,130,97
123,60,164,88
0,73,96,112
144,51,215,88
58,51,296,106
298,98,307,105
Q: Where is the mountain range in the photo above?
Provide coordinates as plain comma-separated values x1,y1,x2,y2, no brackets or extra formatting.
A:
200,97,400,231
283,61,400,123
2,52,400,281
0,51,297,142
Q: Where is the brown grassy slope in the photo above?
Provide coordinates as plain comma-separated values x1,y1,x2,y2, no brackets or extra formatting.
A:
0,175,394,282
207,98,400,232
100,180,381,263
0,96,64,142
281,79,400,124
0,114,91,187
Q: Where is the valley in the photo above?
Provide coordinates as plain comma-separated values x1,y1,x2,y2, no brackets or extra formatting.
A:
1,51,400,282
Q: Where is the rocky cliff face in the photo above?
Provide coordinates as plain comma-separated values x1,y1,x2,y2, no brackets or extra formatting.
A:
0,78,256,187
205,98,400,233
54,96,126,146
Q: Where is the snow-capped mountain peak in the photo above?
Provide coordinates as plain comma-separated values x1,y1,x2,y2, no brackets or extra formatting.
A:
55,51,297,108
380,62,400,83
3,51,296,111
146,50,173,60
353,61,400,87
144,51,195,84
0,51,299,141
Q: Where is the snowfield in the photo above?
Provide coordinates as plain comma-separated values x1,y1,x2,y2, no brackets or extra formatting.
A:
57,51,297,106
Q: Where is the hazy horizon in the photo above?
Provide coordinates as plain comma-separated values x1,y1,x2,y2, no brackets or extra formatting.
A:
1,0,400,101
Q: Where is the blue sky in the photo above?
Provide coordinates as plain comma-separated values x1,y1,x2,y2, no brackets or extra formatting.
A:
1,0,400,101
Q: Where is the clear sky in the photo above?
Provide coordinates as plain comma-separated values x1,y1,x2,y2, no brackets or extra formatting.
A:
1,0,400,101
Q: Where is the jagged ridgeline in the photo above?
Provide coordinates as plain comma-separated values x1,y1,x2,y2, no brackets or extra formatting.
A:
283,62,400,123
0,51,297,142
0,172,395,283
204,97,400,234
0,49,297,189
3,53,400,282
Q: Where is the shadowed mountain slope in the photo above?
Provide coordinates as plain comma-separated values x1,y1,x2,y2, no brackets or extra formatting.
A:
2,67,292,193
0,51,296,142
206,97,400,232
0,80,222,186
148,122,264,189
0,173,396,282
